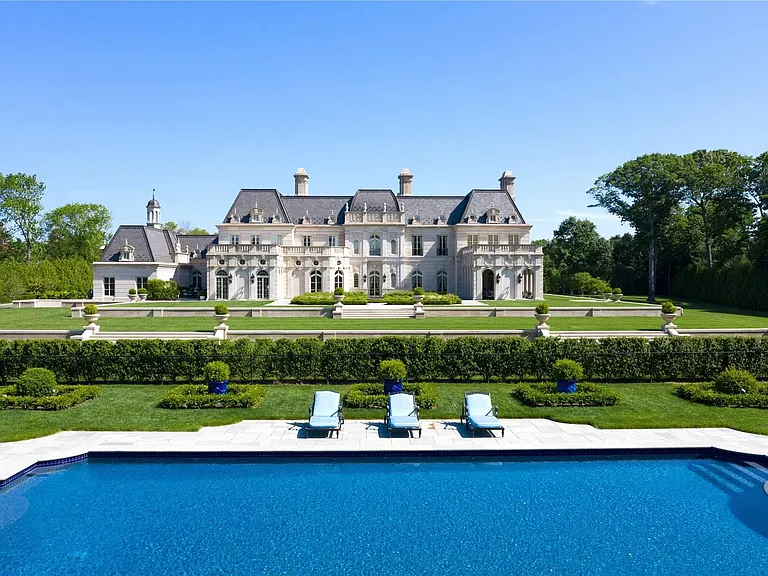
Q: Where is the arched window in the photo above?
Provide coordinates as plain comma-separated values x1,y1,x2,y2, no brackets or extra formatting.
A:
353,240,360,255
256,270,270,299
390,239,398,256
353,273,360,288
215,270,229,300
412,270,423,290
334,270,344,290
191,270,203,291
437,270,448,293
369,235,381,256
310,270,322,293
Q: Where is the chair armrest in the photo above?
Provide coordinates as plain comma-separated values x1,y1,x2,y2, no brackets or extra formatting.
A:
414,405,420,417
308,406,313,418
493,405,499,417
338,404,344,423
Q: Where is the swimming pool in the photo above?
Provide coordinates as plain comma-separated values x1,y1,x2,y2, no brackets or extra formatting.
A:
1,456,767,575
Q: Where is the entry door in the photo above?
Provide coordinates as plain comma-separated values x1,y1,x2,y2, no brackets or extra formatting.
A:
216,274,229,300
482,269,495,300
256,272,270,299
369,271,381,297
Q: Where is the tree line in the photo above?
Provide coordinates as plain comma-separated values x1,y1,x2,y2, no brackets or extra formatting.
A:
540,149,768,308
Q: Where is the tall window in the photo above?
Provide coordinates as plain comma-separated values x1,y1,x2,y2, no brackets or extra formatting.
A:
369,235,381,256
353,240,360,255
437,235,448,256
303,236,312,248
231,235,240,245
334,270,344,290
328,236,337,247
256,270,269,299
508,234,520,245
216,270,229,300
391,239,398,255
191,270,202,291
390,273,397,288
103,277,115,297
437,270,448,293
273,235,283,245
252,235,260,245
136,277,148,290
411,270,423,289
353,273,359,288
310,270,322,293
411,235,423,256
467,235,479,246
487,234,499,244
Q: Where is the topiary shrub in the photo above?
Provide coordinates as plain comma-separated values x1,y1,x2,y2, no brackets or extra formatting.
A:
379,359,407,381
535,302,549,315
138,288,148,295
202,361,230,382
16,367,57,397
83,304,98,315
661,301,676,314
342,291,369,305
214,304,229,315
159,384,266,409
552,359,583,382
383,291,413,305
128,288,137,295
344,382,438,409
413,287,425,296
612,287,622,295
147,278,180,301
291,292,335,305
514,382,619,407
713,368,760,395
334,287,344,296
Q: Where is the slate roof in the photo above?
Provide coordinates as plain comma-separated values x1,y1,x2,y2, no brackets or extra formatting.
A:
460,189,525,224
223,189,289,224
281,196,349,225
348,189,400,213
100,226,176,263
398,196,469,225
176,234,217,258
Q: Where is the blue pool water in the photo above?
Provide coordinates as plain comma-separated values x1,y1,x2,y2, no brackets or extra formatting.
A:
1,457,767,575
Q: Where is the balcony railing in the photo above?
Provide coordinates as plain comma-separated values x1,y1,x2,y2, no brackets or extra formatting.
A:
458,244,543,255
209,244,348,257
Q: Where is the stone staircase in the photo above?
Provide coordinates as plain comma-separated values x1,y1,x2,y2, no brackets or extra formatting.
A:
340,305,415,319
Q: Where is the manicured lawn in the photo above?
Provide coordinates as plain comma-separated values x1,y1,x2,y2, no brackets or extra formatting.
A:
1,297,766,331
1,382,767,442
482,294,646,308
112,300,272,308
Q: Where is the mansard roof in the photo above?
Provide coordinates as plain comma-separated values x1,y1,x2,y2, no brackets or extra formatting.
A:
176,234,217,257
281,196,349,224
99,225,176,263
223,189,289,224
460,189,525,224
348,189,400,213
399,196,469,225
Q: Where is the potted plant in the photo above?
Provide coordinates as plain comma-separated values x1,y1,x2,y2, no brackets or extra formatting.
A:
128,288,138,302
379,359,406,395
203,361,230,395
137,287,148,301
83,303,99,327
660,300,678,326
333,287,345,303
412,287,425,303
553,359,583,393
534,302,550,325
214,303,230,326
611,287,623,302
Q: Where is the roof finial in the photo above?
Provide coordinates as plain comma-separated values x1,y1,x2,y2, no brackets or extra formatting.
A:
152,188,155,200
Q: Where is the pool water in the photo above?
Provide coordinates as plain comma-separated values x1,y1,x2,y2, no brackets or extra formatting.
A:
1,457,767,575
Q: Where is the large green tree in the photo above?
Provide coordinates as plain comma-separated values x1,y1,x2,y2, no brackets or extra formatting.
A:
545,217,612,283
42,203,112,262
164,220,209,235
746,151,768,218
0,173,45,262
588,154,684,302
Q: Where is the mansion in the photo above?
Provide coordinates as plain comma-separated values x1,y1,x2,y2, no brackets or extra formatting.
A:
93,169,544,301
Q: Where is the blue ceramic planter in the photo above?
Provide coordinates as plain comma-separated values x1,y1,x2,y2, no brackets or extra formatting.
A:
557,380,577,393
207,380,229,395
383,379,403,395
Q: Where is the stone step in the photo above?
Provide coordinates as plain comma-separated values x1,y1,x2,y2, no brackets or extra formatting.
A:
340,306,415,319
89,331,211,340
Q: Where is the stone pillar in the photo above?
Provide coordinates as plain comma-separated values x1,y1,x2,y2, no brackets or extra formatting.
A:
534,266,544,299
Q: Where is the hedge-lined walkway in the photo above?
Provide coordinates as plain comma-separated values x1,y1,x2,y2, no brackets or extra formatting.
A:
1,383,768,443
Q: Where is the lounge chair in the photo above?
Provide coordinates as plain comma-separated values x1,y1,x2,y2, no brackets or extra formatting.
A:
386,393,422,438
461,393,505,437
307,391,344,438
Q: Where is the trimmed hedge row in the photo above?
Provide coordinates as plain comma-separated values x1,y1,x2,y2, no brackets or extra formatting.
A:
513,383,619,407
675,382,768,409
2,336,768,384
0,259,93,303
673,264,768,312
159,384,266,409
344,382,439,409
0,384,101,410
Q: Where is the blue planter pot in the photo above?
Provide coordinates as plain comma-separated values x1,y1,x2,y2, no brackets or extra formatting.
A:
208,380,229,395
383,379,403,395
557,380,577,393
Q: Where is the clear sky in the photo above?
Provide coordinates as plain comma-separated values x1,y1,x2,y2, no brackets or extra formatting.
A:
2,1,767,240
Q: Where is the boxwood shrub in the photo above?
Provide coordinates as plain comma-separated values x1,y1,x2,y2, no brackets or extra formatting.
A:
344,382,439,409
552,359,583,382
0,384,101,410
675,382,768,408
514,382,619,407
291,292,335,305
159,384,267,409
16,367,57,397
383,291,414,305
712,368,759,395
342,291,369,305
147,279,179,301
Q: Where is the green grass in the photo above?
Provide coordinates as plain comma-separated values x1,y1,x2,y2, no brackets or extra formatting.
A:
482,294,645,307
112,300,272,308
1,382,767,442
1,296,767,331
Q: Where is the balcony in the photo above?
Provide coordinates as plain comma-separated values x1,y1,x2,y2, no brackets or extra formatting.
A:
458,244,543,255
283,246,348,257
208,244,280,255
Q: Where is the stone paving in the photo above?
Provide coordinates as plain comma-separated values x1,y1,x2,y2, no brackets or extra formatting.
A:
3,419,768,484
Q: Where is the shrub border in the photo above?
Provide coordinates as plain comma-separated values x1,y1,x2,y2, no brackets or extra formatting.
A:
514,382,619,407
159,384,267,409
344,382,439,409
675,382,768,409
0,384,101,410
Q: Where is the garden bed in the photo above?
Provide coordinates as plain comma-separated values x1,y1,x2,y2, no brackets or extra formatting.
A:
675,383,768,408
0,384,101,410
159,384,267,409
344,382,439,409
513,383,619,407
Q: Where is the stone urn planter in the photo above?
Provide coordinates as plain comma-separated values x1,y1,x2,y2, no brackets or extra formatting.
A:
534,313,551,326
334,294,344,304
660,312,678,326
84,314,100,328
412,294,424,303
138,293,148,301
214,314,230,327
603,292,612,301
612,293,622,302
128,293,139,302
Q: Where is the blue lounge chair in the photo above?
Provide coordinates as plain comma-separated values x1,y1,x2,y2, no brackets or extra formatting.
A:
308,391,343,438
461,393,504,437
386,393,422,438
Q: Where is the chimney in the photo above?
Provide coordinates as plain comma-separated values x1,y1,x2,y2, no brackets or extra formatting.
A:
398,168,413,196
294,168,309,196
499,170,516,200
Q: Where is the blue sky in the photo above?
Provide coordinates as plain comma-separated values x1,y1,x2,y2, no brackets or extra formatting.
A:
2,1,767,240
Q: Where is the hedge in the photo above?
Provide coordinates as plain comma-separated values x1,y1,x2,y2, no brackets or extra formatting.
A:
291,292,334,305
0,259,93,303
513,383,619,407
344,382,439,409
147,279,180,301
159,384,266,409
0,384,101,410
675,382,768,408
2,336,768,385
672,264,768,312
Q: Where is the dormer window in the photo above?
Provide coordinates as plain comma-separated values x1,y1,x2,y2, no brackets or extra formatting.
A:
438,213,447,224
230,209,239,223
273,214,281,223
328,213,336,225
302,211,312,225
119,240,135,262
413,214,421,224
487,207,500,223
251,204,264,223
469,214,477,223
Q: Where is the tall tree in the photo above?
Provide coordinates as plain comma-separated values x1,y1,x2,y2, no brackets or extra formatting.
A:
588,154,684,302
746,151,768,218
0,173,45,262
545,217,613,282
679,149,747,269
42,203,112,262
164,221,209,235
